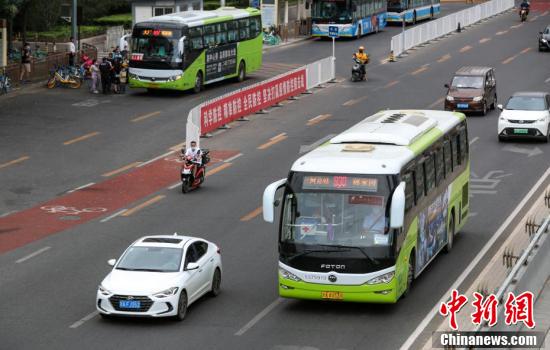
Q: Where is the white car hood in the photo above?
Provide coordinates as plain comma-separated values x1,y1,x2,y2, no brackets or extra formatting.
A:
102,270,181,295
501,109,548,121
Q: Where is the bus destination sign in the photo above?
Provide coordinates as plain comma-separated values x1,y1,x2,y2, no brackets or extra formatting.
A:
141,29,174,37
302,176,378,192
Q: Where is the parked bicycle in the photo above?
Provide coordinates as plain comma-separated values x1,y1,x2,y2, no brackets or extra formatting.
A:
0,67,12,95
263,26,282,46
46,65,81,89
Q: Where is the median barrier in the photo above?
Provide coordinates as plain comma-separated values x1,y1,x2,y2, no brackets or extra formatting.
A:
390,0,514,57
186,56,335,147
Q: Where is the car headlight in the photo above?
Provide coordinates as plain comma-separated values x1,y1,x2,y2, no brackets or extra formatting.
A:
446,95,454,101
279,267,302,282
153,287,179,298
473,96,483,102
499,116,506,121
366,271,394,285
537,117,547,122
98,284,112,296
542,38,547,43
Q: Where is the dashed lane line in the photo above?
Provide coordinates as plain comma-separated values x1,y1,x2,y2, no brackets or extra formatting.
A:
121,195,166,217
469,136,479,145
257,133,288,150
479,37,491,44
459,45,473,53
0,156,30,170
100,209,127,223
63,132,100,146
235,298,284,336
102,162,141,177
131,111,161,123
307,114,331,126
343,97,367,107
69,311,99,329
411,66,429,75
427,97,445,109
240,206,263,222
67,182,95,193
384,80,399,89
206,162,233,177
437,54,451,63
224,153,243,163
15,246,51,264
496,30,509,35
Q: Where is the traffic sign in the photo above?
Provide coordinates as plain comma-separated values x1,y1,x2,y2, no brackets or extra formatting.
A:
328,26,339,38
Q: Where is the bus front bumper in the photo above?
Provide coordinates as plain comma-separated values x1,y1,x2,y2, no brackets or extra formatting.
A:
278,276,399,303
129,77,186,91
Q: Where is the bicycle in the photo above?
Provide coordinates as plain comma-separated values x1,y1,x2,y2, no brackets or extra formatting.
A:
46,65,81,89
263,27,282,46
0,67,11,95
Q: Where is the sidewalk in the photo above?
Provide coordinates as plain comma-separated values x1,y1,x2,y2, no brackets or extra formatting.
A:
533,277,550,349
263,35,312,52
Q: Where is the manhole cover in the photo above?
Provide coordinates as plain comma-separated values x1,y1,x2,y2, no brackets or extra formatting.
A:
59,216,81,221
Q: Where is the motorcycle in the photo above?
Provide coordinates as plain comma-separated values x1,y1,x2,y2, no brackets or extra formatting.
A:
351,57,367,82
180,149,211,193
519,8,528,22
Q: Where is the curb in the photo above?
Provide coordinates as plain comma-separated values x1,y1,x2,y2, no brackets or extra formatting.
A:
263,36,313,52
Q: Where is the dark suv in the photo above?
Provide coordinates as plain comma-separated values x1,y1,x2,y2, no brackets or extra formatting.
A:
444,66,497,116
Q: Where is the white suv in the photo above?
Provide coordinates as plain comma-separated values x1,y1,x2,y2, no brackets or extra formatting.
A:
498,92,550,142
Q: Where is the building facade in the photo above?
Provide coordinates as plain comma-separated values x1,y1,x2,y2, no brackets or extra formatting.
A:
131,0,204,24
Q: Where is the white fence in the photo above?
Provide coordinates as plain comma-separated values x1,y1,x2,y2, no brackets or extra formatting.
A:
391,0,514,56
186,56,335,148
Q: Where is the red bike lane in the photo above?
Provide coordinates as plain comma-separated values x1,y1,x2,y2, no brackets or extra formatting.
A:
0,150,239,254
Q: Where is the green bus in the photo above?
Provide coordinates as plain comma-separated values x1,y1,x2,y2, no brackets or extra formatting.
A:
129,7,263,92
263,110,470,303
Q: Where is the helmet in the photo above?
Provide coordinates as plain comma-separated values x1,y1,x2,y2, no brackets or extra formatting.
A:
358,46,364,52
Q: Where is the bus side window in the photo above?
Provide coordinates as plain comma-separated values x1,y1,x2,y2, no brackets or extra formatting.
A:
250,17,261,37
227,21,238,42
189,27,204,50
204,24,216,47
402,172,415,211
239,19,250,40
443,139,452,175
459,127,468,163
452,133,460,167
435,148,444,186
424,154,435,194
414,162,425,202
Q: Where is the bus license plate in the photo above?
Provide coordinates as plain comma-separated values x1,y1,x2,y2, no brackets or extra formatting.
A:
457,103,468,109
321,291,344,300
514,128,528,134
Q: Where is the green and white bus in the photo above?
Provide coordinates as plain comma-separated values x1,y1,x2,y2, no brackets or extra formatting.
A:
129,7,263,92
263,110,470,303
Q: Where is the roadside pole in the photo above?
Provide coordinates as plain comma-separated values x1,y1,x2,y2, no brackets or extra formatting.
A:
328,25,338,82
72,0,78,45
401,13,405,55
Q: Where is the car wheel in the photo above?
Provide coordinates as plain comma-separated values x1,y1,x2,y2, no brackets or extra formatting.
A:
498,135,507,142
444,212,455,253
210,268,222,297
193,72,203,93
491,95,497,110
402,254,415,298
99,313,113,320
175,290,188,321
481,102,487,116
544,125,550,143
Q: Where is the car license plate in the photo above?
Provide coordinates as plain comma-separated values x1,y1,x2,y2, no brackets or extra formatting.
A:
119,300,141,309
514,129,528,134
457,103,468,109
321,291,344,300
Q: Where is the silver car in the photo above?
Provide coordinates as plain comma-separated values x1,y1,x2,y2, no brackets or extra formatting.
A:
538,25,550,51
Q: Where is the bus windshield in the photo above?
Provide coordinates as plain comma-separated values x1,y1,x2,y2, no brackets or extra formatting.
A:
313,0,352,22
281,173,392,249
132,35,179,61
387,0,405,12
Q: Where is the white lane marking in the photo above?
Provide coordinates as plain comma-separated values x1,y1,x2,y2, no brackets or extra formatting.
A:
67,182,95,193
545,77,550,83
0,210,16,218
224,153,243,163
234,298,284,336
100,209,127,223
16,246,51,263
400,166,550,350
469,212,478,217
69,311,99,329
168,182,181,190
136,150,175,168
469,136,479,145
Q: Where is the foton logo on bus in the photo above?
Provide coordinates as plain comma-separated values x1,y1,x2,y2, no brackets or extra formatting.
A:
200,69,307,135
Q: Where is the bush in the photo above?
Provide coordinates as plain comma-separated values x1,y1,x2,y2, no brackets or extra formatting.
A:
26,25,106,42
95,13,132,28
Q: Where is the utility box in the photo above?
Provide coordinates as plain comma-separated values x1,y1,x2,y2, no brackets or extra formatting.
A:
0,19,6,68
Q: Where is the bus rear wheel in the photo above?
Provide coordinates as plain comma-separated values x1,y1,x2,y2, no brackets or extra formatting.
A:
194,72,203,93
413,11,417,24
237,61,246,82
402,254,415,298
444,212,455,253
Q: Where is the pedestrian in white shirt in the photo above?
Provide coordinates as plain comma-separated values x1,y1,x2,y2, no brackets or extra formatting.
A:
68,36,76,66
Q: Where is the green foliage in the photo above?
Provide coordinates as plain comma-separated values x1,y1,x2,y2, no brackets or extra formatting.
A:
94,13,132,28
204,0,250,10
26,25,105,41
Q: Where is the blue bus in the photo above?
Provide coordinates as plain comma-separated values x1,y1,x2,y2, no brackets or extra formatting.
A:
386,0,440,24
311,0,387,38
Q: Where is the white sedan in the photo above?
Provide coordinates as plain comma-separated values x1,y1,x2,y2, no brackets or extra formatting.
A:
97,234,222,321
498,92,550,142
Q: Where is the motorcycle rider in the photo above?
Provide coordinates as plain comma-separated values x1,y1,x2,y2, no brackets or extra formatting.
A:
183,141,202,178
352,46,369,80
520,0,530,16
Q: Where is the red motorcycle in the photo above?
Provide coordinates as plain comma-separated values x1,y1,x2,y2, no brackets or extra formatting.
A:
180,150,210,193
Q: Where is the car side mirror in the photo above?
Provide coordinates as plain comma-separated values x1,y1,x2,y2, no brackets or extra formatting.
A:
108,259,116,267
444,83,449,89
540,31,543,34
185,262,199,271
390,182,406,229
497,104,503,111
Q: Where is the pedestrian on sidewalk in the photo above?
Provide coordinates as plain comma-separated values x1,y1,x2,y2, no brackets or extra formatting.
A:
99,57,113,94
90,59,100,94
52,40,57,53
19,42,32,83
68,37,76,66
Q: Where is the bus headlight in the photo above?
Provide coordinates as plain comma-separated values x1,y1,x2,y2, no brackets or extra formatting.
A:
473,96,483,102
168,74,182,82
128,73,138,80
312,25,320,32
279,267,302,282
366,271,394,285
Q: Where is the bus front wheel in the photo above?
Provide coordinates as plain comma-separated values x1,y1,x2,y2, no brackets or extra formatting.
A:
194,72,203,93
237,61,246,82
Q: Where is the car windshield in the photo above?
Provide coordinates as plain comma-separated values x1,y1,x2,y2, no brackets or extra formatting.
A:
451,76,484,89
545,27,550,34
116,246,183,272
506,96,547,111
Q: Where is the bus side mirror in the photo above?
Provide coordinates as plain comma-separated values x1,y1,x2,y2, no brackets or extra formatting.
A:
305,0,310,9
390,182,406,229
263,179,287,223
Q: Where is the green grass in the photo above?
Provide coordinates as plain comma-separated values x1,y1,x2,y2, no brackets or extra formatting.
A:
95,13,132,28
26,25,106,42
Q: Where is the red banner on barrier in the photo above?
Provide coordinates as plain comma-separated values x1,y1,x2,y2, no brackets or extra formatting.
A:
200,69,307,135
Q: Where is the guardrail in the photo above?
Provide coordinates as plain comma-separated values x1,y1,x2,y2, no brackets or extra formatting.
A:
390,0,514,57
185,56,335,148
